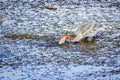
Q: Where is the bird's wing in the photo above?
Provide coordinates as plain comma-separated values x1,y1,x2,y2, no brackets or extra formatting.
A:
73,22,101,41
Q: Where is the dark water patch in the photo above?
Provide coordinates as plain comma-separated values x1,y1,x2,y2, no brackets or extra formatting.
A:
4,34,37,40
45,6,57,10
3,34,56,40
60,40,100,53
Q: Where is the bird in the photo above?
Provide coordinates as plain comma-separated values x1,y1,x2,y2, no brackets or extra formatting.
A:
59,22,102,45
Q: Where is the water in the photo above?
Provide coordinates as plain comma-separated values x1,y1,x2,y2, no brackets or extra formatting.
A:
0,0,120,80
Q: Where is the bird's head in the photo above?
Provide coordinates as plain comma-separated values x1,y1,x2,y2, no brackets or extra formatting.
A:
59,33,72,45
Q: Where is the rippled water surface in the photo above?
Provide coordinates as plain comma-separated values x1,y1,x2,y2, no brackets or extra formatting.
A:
0,0,120,80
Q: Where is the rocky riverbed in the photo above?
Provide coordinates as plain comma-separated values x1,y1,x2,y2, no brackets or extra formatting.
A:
0,0,120,80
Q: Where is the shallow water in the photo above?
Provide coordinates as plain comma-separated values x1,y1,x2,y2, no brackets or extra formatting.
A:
0,0,120,80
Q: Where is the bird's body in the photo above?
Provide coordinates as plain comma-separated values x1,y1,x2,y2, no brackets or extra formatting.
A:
59,22,101,45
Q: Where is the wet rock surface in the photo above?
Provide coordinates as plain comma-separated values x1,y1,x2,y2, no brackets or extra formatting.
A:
0,0,120,80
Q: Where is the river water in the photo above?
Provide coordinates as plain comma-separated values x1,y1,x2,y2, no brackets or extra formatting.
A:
0,0,120,80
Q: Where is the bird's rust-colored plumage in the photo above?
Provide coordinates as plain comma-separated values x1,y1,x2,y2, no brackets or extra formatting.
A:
59,34,71,44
